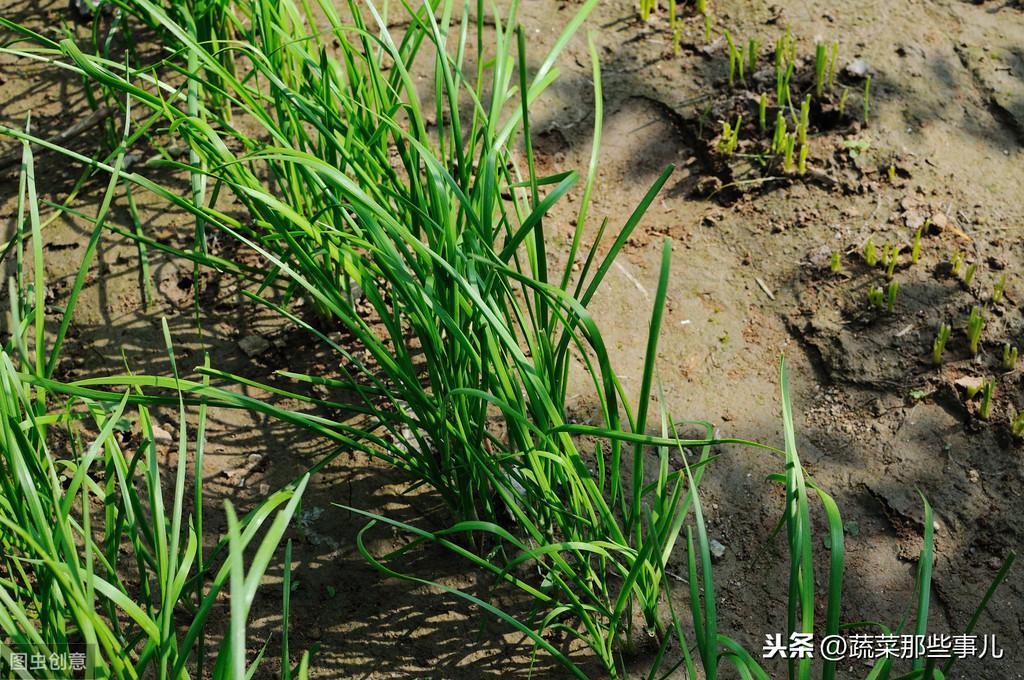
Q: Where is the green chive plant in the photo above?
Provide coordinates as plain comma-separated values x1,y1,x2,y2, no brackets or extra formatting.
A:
0,0,772,672
1012,410,1024,438
993,274,1007,304
911,227,922,264
718,115,742,154
830,250,841,273
0,152,309,678
933,322,952,365
964,262,977,287
867,285,885,308
951,249,964,275
865,238,878,267
1003,343,1018,371
980,378,995,421
887,280,899,313
886,245,901,278
968,306,985,355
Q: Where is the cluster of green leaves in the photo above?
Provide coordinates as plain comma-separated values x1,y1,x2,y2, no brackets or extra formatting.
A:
0,144,308,678
3,0,755,672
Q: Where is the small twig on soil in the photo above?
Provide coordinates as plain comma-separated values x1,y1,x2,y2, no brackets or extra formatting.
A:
755,276,776,300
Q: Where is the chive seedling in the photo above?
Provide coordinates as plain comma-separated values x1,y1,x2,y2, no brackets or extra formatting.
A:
887,280,899,313
815,42,827,96
759,93,768,131
980,378,995,421
993,274,1006,304
773,110,787,153
1003,343,1018,371
933,322,951,365
951,250,963,275
747,38,759,73
725,31,739,85
888,164,896,182
1012,410,1024,438
640,0,653,20
838,87,850,116
967,306,984,355
704,14,712,42
911,227,922,264
867,286,885,308
798,94,811,145
798,142,808,174
830,250,841,273
783,133,796,172
865,238,877,266
964,263,977,287
886,245,901,278
669,0,677,31
718,115,742,155
863,75,872,123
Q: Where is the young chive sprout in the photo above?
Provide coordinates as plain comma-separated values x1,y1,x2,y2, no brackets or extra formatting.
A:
865,238,877,267
964,263,977,287
980,378,995,421
887,280,899,313
967,306,984,355
993,274,1006,304
933,322,952,365
1003,343,1018,371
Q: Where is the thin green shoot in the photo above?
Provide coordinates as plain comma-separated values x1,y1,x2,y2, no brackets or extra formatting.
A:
887,280,899,313
725,31,743,85
933,323,951,365
865,238,877,267
980,378,995,421
798,143,808,175
964,263,977,287
911,227,922,264
747,38,759,74
759,93,768,131
951,250,964,275
968,306,984,355
838,87,849,116
827,41,839,89
867,286,885,308
718,115,742,155
1002,344,1018,371
1012,410,1024,438
798,94,810,145
772,110,787,153
815,42,827,97
886,245,901,278
993,274,1006,304
830,250,841,273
